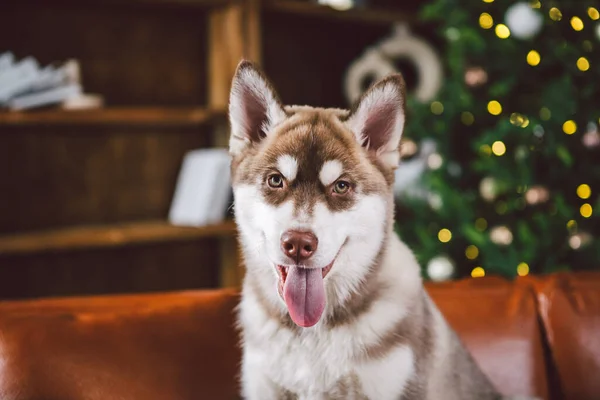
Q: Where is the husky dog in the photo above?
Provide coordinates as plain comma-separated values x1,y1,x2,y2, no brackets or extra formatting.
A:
228,60,529,400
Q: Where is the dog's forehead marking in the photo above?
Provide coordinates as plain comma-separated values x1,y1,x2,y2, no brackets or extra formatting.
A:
277,154,298,182
231,109,393,216
319,160,343,186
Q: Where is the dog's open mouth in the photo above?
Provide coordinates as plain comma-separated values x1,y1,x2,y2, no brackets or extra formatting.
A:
277,262,333,283
276,261,334,328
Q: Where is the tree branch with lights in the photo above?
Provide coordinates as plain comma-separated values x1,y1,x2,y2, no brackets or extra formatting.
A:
394,0,600,281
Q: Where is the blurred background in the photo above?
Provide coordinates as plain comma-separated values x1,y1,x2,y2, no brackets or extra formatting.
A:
0,0,598,300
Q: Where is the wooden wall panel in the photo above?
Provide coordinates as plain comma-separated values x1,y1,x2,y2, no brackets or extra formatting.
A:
260,10,441,110
0,126,212,234
0,238,221,300
261,11,389,109
0,2,209,106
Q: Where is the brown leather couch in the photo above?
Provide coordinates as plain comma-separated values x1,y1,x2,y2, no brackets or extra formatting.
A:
0,271,598,400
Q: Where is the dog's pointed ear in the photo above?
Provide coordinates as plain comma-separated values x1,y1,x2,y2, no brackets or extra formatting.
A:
228,60,286,155
345,74,406,168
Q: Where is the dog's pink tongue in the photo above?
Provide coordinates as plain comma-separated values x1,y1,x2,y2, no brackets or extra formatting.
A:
283,267,325,327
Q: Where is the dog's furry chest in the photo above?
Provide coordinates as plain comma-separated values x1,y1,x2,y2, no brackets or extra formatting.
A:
251,328,358,391
240,300,415,399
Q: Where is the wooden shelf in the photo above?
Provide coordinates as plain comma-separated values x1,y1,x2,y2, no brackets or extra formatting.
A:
0,220,238,256
16,0,237,10
98,0,234,8
264,1,414,26
0,107,227,127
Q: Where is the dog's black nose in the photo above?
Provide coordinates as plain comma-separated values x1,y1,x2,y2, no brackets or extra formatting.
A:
281,230,318,264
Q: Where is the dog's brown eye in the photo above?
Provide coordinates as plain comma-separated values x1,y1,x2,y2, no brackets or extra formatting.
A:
333,180,350,195
267,174,284,188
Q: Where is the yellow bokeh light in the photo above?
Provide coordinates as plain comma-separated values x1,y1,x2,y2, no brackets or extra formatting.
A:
461,111,475,125
495,24,510,39
479,13,494,29
571,16,584,31
471,267,486,278
438,228,452,243
517,262,530,277
577,57,590,71
488,100,502,115
431,101,444,115
549,7,562,21
475,218,488,231
466,245,479,260
510,113,528,127
580,203,593,218
483,0,494,3
527,50,541,66
540,107,551,121
531,0,541,9
492,141,506,156
589,7,600,20
577,184,591,199
567,219,577,231
563,120,577,135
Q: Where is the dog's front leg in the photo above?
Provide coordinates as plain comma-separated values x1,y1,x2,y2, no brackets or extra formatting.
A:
240,348,290,400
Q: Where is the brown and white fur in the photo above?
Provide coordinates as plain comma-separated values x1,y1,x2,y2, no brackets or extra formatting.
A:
228,60,531,400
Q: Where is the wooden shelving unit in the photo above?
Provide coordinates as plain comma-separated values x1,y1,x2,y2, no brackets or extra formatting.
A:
94,0,234,8
0,107,226,126
0,0,416,298
0,220,237,255
0,0,253,299
21,0,236,9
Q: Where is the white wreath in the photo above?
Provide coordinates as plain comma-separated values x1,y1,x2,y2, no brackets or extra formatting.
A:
344,49,397,105
345,23,443,105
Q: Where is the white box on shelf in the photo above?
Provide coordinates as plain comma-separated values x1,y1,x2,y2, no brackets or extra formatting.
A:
168,148,232,227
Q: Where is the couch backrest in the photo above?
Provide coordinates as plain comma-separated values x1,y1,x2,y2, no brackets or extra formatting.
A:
0,273,599,400
530,272,600,400
426,276,549,399
0,289,242,400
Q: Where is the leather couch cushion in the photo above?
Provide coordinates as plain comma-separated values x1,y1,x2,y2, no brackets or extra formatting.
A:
4,273,595,400
426,276,549,399
0,289,241,400
531,271,600,400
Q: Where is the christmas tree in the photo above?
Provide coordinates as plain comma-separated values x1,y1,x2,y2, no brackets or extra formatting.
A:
395,0,600,281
